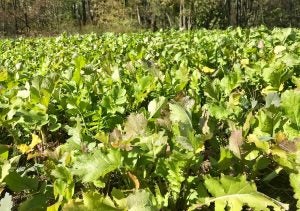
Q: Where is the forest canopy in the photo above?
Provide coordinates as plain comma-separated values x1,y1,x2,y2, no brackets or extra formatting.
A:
1,0,300,36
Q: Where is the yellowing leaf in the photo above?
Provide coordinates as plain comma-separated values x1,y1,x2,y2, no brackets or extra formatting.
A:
247,134,270,153
202,66,215,73
17,144,32,154
261,86,278,95
27,152,41,160
275,132,287,143
274,45,286,54
241,59,249,65
0,69,8,82
279,83,284,91
17,134,42,154
30,134,42,149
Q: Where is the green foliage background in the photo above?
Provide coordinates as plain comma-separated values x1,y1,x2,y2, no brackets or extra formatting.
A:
0,27,299,210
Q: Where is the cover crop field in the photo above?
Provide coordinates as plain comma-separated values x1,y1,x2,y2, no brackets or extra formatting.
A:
0,28,299,210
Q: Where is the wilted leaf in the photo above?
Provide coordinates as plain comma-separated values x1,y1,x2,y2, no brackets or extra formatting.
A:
228,130,243,159
124,113,147,139
128,172,140,190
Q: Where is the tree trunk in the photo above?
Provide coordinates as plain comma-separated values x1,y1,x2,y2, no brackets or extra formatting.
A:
166,12,172,27
81,0,87,25
179,0,186,29
137,6,141,25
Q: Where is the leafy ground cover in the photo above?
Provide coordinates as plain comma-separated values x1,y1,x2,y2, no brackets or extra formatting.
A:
0,28,299,210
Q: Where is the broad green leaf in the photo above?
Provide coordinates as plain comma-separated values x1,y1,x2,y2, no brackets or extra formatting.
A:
169,103,192,129
52,165,74,200
247,134,270,153
292,76,300,89
290,173,300,209
281,90,300,128
19,193,50,211
83,191,119,211
0,161,11,183
148,97,167,118
265,93,281,108
0,145,9,161
262,66,291,90
72,150,121,183
138,132,168,159
205,103,230,120
62,191,124,211
257,110,282,135
47,202,62,211
17,89,30,99
72,56,86,85
220,68,242,95
0,69,8,82
283,123,300,139
5,171,39,192
127,190,158,211
274,45,286,54
192,175,288,210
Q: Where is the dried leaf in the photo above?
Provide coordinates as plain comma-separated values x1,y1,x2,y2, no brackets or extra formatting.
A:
128,172,140,190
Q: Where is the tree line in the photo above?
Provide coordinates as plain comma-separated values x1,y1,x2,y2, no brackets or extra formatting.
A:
1,0,300,35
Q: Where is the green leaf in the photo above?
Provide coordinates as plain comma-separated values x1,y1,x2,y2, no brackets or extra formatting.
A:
257,109,282,135
193,175,288,210
19,193,50,211
281,90,300,128
83,191,119,211
5,171,39,192
205,103,231,120
52,165,74,200
290,173,300,209
220,68,242,95
148,97,167,118
72,56,86,85
0,193,13,211
72,150,121,183
137,132,168,159
0,161,11,182
127,190,158,211
274,45,286,55
0,69,8,82
169,103,192,129
265,93,281,108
